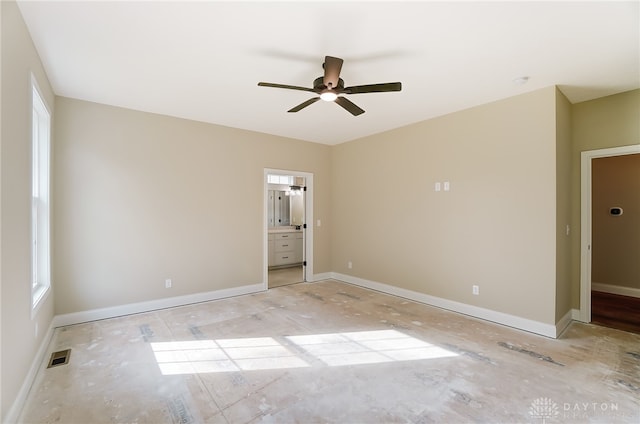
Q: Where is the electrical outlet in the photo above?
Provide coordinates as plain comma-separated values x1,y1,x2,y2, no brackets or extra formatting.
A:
472,285,479,295
165,279,172,288
348,261,353,269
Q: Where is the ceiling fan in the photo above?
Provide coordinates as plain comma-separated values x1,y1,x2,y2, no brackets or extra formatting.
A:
258,56,402,116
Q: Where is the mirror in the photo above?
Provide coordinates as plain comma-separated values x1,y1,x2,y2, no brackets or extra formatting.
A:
268,190,290,226
267,176,305,227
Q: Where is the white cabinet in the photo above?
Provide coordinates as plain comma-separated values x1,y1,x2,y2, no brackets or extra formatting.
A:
269,231,303,268
273,233,296,266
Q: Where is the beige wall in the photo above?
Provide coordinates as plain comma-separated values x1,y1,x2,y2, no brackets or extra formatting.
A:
331,87,559,325
555,88,573,321
570,89,640,307
1,1,56,420
53,97,331,314
592,154,640,290
572,90,640,152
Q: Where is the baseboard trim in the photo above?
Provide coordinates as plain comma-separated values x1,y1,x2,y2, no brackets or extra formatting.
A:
4,322,56,424
592,282,640,299
555,308,579,338
571,308,581,321
52,283,265,328
311,272,333,282
329,272,560,338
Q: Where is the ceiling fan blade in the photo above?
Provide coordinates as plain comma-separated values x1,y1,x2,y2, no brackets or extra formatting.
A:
288,97,320,113
258,82,316,93
323,56,343,89
335,96,365,116
343,82,402,94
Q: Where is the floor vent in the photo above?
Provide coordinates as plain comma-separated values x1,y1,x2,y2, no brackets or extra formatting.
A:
47,349,71,368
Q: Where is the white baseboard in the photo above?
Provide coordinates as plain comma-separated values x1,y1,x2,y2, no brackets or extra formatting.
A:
555,308,580,338
4,322,56,424
592,282,640,299
571,308,581,321
328,272,562,338
53,282,265,328
311,272,333,282
53,273,481,327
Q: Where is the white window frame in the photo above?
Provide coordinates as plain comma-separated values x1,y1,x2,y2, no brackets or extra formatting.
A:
267,174,294,185
31,76,51,312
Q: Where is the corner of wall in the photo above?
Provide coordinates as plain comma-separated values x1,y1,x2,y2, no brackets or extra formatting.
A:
555,87,573,323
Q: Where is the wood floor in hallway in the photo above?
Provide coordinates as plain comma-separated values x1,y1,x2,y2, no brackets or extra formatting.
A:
591,290,640,334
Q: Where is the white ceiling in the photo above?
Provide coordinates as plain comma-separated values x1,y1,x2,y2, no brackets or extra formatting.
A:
17,1,640,145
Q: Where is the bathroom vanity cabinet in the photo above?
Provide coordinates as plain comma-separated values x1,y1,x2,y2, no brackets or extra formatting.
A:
268,230,303,268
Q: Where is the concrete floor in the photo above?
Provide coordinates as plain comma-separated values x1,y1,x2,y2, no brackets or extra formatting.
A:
19,280,640,423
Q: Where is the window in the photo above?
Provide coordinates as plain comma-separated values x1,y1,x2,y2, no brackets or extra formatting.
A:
31,78,51,309
267,174,293,185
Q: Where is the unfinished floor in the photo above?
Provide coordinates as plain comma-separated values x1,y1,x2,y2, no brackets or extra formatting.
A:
19,280,640,423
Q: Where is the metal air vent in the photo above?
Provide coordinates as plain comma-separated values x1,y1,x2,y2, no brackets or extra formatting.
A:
47,349,71,368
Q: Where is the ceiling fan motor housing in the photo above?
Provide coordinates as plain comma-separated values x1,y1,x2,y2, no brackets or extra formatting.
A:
314,77,344,91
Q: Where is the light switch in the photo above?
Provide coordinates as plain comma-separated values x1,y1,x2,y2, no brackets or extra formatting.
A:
317,219,321,227
435,182,441,192
444,181,450,191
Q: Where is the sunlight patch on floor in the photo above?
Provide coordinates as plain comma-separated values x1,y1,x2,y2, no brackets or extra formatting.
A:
287,329,458,366
151,337,308,375
151,330,457,375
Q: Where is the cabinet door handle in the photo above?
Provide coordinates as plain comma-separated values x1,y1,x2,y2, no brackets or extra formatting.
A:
282,256,289,259
282,244,289,247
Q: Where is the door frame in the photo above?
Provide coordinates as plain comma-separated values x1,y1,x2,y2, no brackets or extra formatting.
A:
263,168,314,289
580,144,640,322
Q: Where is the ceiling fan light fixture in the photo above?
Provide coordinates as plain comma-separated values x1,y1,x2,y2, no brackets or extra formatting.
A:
320,91,338,102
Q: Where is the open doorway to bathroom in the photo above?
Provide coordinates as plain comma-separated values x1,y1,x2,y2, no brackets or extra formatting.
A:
264,169,313,289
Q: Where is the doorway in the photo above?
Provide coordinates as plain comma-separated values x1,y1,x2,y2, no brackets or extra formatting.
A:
580,145,640,324
264,169,313,289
